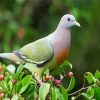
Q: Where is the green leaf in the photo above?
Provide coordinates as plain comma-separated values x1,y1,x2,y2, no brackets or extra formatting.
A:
60,86,68,100
94,70,100,79
16,82,23,93
55,88,64,100
3,81,9,93
51,87,57,100
51,66,64,75
8,80,13,92
94,86,100,100
30,78,37,85
84,72,96,84
81,93,90,100
52,60,72,75
22,85,36,99
21,75,32,85
61,60,72,69
18,75,32,94
47,80,53,86
67,76,75,92
86,86,94,98
17,64,23,74
43,68,49,76
19,85,28,95
71,97,76,100
11,94,19,100
14,64,23,80
39,83,50,100
18,97,24,100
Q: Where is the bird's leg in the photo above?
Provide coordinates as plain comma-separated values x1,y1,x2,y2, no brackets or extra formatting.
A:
33,72,43,85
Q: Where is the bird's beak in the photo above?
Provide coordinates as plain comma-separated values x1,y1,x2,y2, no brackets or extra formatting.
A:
74,21,80,27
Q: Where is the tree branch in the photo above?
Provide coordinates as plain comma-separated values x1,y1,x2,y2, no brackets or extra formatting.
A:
69,82,100,96
68,86,88,96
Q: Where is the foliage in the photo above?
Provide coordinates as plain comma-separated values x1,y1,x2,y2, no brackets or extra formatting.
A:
0,62,99,100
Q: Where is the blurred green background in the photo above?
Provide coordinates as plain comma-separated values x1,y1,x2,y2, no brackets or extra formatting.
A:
0,0,100,88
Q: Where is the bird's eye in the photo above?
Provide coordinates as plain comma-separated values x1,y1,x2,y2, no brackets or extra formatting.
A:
67,18,70,21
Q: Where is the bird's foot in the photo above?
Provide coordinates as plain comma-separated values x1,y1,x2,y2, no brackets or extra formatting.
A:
33,72,43,85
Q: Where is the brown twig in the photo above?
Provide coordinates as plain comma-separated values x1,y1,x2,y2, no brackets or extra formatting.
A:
68,86,88,96
69,82,100,96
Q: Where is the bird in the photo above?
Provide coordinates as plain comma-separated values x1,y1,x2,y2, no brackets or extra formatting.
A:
0,14,80,77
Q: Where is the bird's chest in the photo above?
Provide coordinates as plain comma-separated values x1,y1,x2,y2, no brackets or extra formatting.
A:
49,30,71,64
55,47,69,64
53,38,70,64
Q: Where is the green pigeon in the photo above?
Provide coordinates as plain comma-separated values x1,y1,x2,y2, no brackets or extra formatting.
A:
0,14,80,77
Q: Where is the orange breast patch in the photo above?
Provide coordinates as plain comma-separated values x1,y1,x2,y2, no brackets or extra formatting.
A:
56,48,69,64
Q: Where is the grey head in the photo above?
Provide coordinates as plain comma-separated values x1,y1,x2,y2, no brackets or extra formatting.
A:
58,14,80,29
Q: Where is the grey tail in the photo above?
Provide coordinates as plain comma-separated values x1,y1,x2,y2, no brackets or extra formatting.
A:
0,53,21,64
0,53,12,59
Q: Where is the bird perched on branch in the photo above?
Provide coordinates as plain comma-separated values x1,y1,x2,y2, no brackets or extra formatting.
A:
0,14,80,77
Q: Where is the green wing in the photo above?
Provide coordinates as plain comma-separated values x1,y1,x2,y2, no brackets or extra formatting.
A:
19,38,54,65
